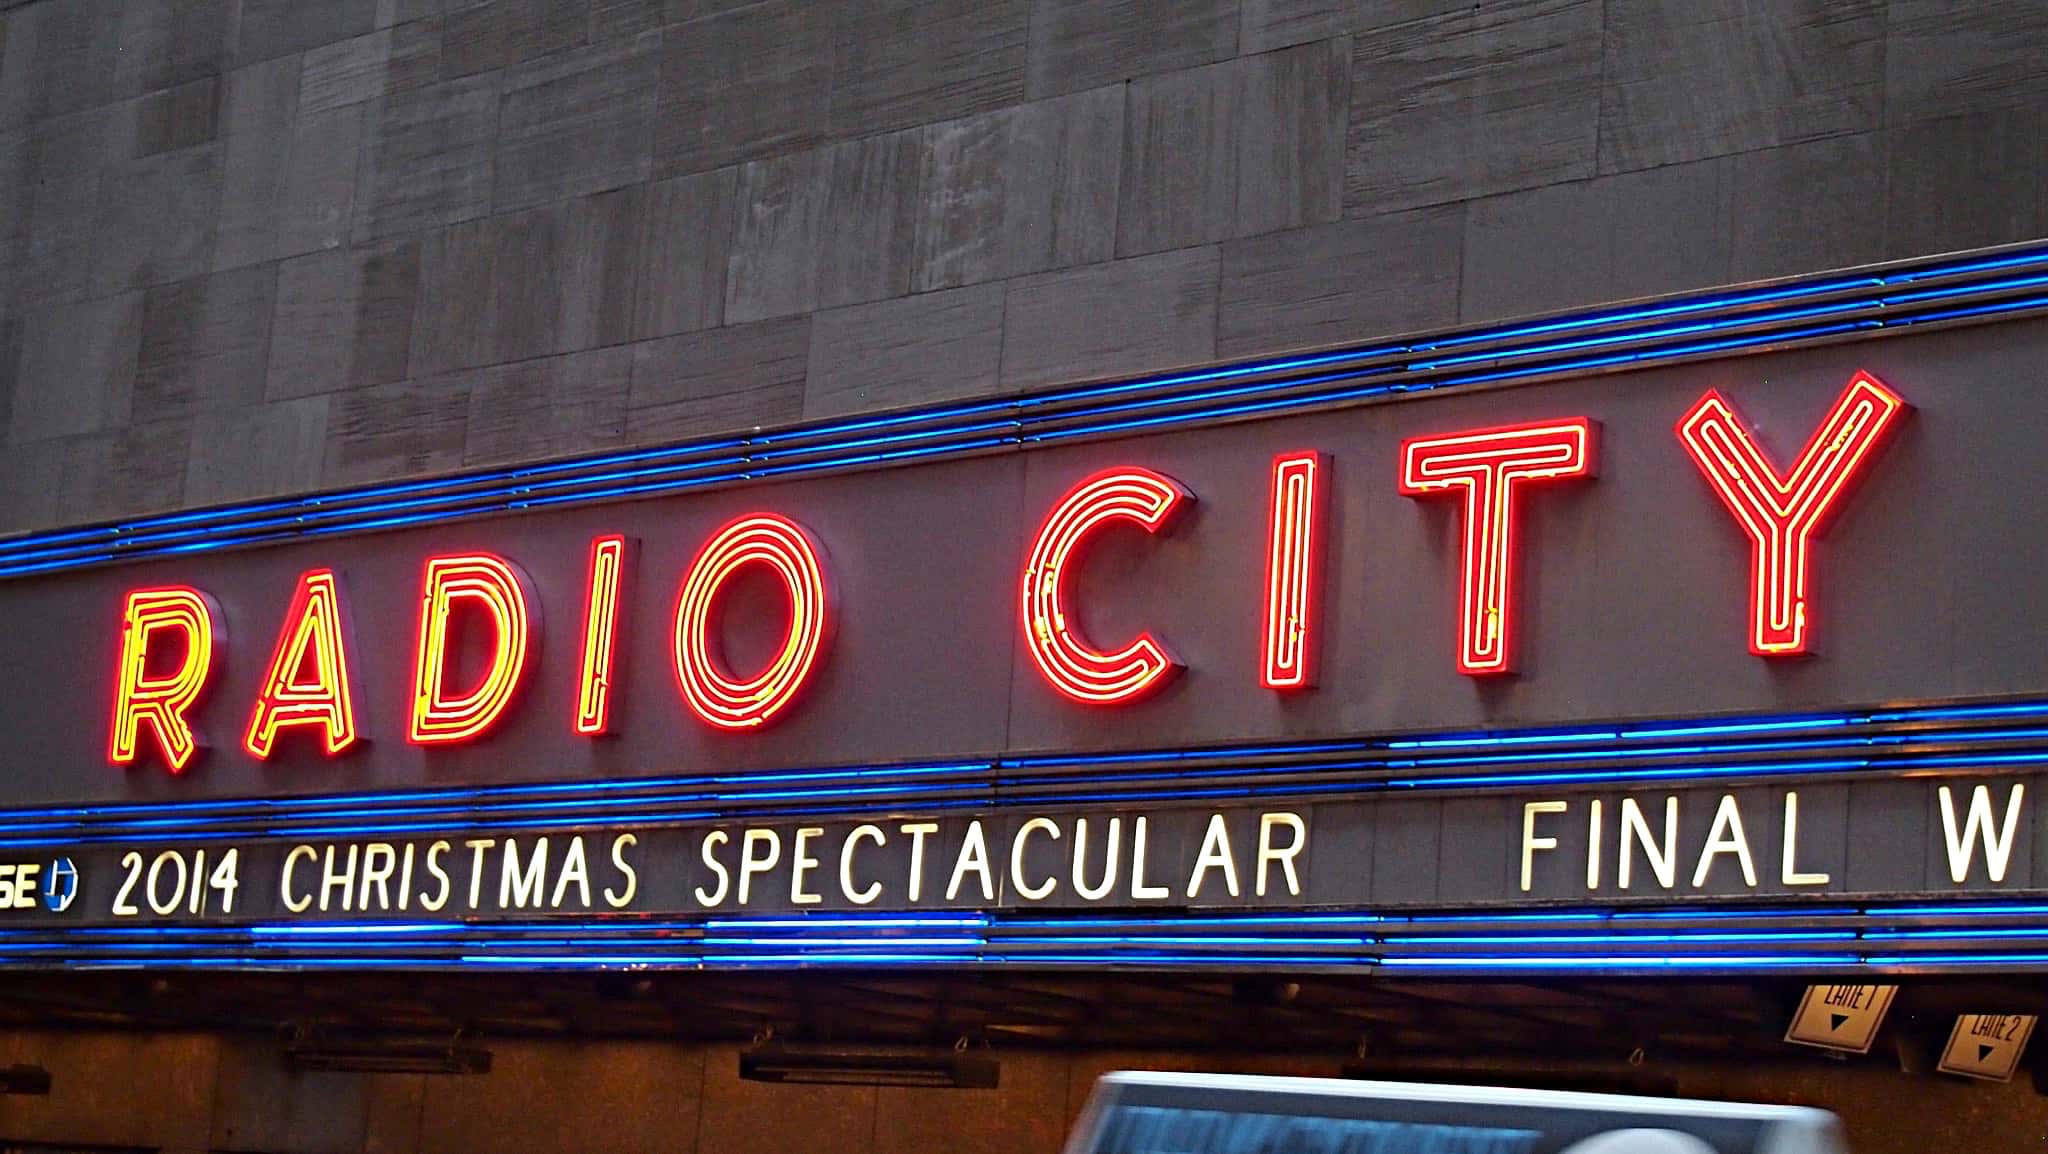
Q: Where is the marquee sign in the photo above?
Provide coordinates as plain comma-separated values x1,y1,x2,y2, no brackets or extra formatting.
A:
1,255,2047,971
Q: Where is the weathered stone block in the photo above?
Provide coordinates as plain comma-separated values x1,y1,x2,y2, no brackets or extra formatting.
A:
628,316,810,440
184,396,329,506
462,345,634,466
1000,247,1218,389
354,71,499,241
6,293,141,443
831,0,1028,137
91,143,224,294
322,377,470,484
635,166,736,339
1460,158,1733,323
1026,0,1238,99
1598,0,1883,173
266,239,419,397
654,0,834,176
1730,132,1885,281
493,31,658,213
913,85,1122,291
804,281,1006,419
726,131,919,322
135,264,279,422
1346,0,1601,213
1220,204,1463,358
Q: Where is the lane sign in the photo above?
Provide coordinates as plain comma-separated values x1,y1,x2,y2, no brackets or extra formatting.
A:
1937,1014,2036,1082
1784,984,1898,1053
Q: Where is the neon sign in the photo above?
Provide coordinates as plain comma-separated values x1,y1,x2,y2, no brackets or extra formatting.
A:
1021,469,1192,705
108,587,220,772
99,375,1917,770
409,554,537,745
1677,374,1909,655
244,569,359,758
1400,419,1597,675
671,514,832,731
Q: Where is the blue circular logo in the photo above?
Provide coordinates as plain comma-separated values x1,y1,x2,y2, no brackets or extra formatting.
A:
42,857,77,913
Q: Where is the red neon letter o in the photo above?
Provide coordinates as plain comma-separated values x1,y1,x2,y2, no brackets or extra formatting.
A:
1021,468,1191,705
672,514,832,730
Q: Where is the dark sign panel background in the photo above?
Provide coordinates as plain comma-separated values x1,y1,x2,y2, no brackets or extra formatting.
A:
0,319,2042,807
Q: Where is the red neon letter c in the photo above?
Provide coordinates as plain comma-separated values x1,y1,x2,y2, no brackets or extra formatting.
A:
1022,468,1192,705
672,514,832,731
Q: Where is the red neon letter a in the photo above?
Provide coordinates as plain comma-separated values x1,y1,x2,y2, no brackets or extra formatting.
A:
1677,373,1908,655
245,569,360,758
1400,419,1596,676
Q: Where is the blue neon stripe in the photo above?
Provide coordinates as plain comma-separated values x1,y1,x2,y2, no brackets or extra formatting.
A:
5,244,2047,576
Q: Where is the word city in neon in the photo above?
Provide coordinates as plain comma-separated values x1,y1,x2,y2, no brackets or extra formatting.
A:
108,376,1908,772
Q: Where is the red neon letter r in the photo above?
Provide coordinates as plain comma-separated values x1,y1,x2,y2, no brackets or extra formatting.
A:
1400,419,1596,676
1676,373,1908,655
109,586,221,772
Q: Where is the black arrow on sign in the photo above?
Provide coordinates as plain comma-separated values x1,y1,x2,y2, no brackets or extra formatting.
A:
1979,1045,1997,1063
1830,1014,1850,1032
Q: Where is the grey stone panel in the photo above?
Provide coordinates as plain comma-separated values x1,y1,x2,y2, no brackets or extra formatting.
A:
440,0,588,77
1217,204,1462,359
1459,157,1734,324
16,0,124,120
555,185,645,353
1237,0,1363,55
912,84,1122,293
90,143,224,295
353,70,499,242
726,130,919,323
1598,0,1884,174
135,77,222,158
1887,0,2048,127
211,54,304,272
265,239,420,398
1886,109,2048,259
0,130,23,317
1026,0,1239,99
134,264,280,423
113,0,232,99
236,0,380,66
461,345,634,466
5,293,141,444
412,187,644,375
1345,0,1602,214
804,281,1006,419
627,315,810,440
0,10,30,133
653,0,834,177
493,31,658,213
183,395,329,506
1730,132,1887,281
321,376,471,484
18,103,137,308
1233,37,1346,238
299,21,444,116
37,419,193,528
380,0,446,30
277,105,366,256
830,0,1029,137
634,166,736,340
594,0,665,40
1116,60,1238,257
999,246,1219,389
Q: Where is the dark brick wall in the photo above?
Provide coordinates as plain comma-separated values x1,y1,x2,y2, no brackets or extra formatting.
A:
1,0,2046,531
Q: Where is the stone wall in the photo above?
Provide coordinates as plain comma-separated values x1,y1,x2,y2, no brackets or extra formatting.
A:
1,1027,2045,1154
1,0,2045,532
